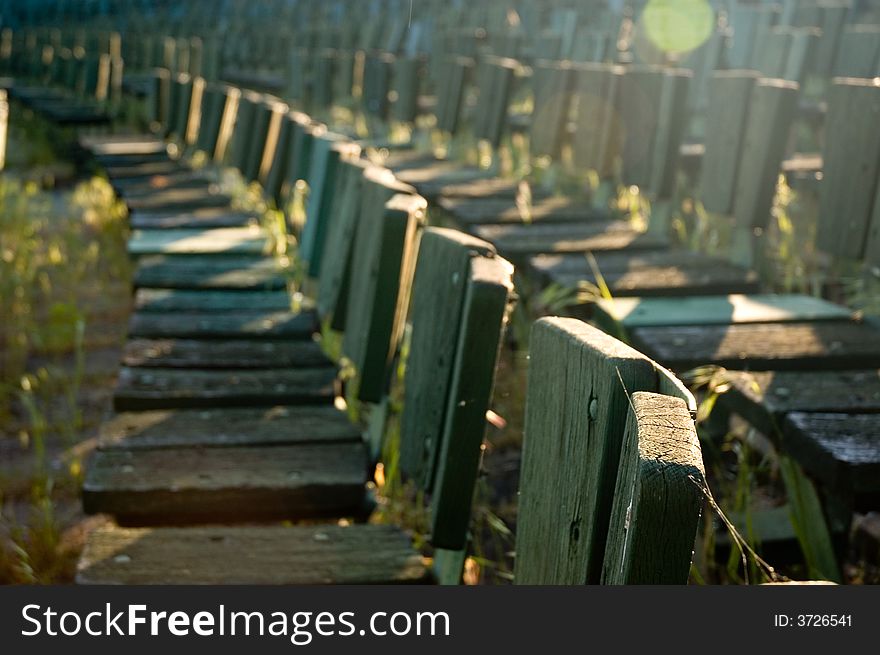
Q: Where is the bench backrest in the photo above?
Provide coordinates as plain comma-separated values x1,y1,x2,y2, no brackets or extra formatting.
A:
398,228,514,556
515,318,702,584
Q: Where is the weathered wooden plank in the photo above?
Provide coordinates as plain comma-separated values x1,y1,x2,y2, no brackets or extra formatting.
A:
316,157,372,328
123,186,232,213
99,405,360,450
648,69,691,200
732,79,799,232
437,196,610,225
430,255,515,550
570,62,623,176
83,442,367,523
530,250,760,297
617,66,665,190
128,227,270,256
471,221,668,257
832,25,880,77
114,170,217,197
700,71,759,215
530,60,573,159
77,524,427,584
399,228,496,484
782,412,880,497
594,294,851,330
720,369,880,435
128,309,316,340
227,89,262,171
514,318,694,584
133,255,287,290
819,78,880,261
123,338,329,368
343,187,425,403
602,392,704,584
632,321,880,372
113,366,336,410
104,159,183,180
129,207,256,230
134,289,289,313
391,56,420,124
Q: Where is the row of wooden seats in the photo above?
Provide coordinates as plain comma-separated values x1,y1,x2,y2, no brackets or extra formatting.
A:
70,62,707,584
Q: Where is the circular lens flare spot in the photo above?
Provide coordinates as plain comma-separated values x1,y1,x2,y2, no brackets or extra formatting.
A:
642,0,714,55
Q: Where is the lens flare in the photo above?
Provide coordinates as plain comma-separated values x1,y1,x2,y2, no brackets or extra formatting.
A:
641,0,714,56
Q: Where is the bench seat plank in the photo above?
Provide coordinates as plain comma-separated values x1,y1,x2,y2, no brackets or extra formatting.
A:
123,338,330,368
134,255,287,290
471,222,668,257
128,310,317,339
99,406,360,450
83,442,367,523
129,227,270,256
134,289,290,312
113,366,336,410
124,188,233,213
77,524,428,584
595,294,852,329
530,250,759,297
437,196,610,225
632,321,880,372
130,208,258,230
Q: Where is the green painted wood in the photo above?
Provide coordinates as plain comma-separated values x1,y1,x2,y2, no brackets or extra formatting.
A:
514,318,694,584
732,78,799,236
474,56,517,149
168,73,193,141
432,547,467,586
392,56,420,124
833,25,880,77
594,294,851,330
129,208,257,230
134,289,289,313
124,186,232,213
430,254,515,550
301,135,360,278
813,3,850,76
437,196,609,225
128,227,269,256
601,392,704,584
228,89,261,171
727,2,782,68
436,55,472,135
648,69,691,201
284,116,318,198
818,79,880,261
782,28,820,84
342,186,426,403
530,250,760,298
77,524,427,584
313,49,336,110
316,157,372,328
617,66,665,191
530,60,573,159
99,405,359,450
113,366,337,411
128,309,317,340
264,110,300,205
570,62,623,177
631,321,880,372
83,442,367,524
133,255,286,291
123,338,329,369
399,228,497,485
471,221,668,257
700,71,759,215
363,51,394,118
751,27,792,78
242,97,279,183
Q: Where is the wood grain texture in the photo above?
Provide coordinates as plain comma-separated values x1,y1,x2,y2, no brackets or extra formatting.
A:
113,366,336,410
134,289,290,312
123,338,330,368
514,318,693,584
648,69,691,199
430,255,515,550
133,255,287,290
99,405,360,450
570,62,623,176
602,392,704,584
632,321,880,372
77,524,428,584
399,228,496,485
471,221,667,258
782,412,880,497
128,309,317,339
721,369,880,436
83,442,367,523
617,66,665,190
530,60,573,159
